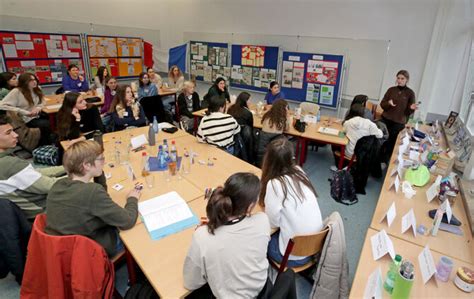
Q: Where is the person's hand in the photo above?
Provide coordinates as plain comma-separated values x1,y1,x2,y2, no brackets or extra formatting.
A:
79,75,84,82
410,103,418,110
72,108,81,120
28,107,41,116
128,188,141,199
388,99,396,107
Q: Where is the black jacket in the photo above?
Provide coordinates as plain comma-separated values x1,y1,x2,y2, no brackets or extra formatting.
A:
351,135,382,193
177,92,201,118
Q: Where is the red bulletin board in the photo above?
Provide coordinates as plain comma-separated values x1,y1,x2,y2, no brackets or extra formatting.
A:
0,31,85,85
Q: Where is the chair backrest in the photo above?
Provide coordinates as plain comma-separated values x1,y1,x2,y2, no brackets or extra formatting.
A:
299,102,320,115
291,227,329,257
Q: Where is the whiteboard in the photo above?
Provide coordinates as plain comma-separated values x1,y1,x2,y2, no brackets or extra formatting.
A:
184,32,389,101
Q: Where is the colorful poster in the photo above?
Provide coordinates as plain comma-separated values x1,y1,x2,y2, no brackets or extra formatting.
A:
117,38,142,57
320,85,334,105
305,83,321,103
282,61,293,88
231,65,242,80
307,60,339,85
242,67,253,86
118,58,143,76
292,62,305,89
241,45,265,67
88,37,117,57
90,58,119,77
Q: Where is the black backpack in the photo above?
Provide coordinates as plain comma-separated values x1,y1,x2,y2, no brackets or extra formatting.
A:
124,281,159,299
329,169,358,205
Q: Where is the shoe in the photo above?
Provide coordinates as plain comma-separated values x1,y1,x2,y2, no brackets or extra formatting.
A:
381,162,387,170
330,166,338,172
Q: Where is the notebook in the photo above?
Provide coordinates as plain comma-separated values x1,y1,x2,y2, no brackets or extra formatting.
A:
139,191,199,240
318,127,340,136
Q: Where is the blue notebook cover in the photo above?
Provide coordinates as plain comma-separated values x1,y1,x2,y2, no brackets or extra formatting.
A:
143,212,199,241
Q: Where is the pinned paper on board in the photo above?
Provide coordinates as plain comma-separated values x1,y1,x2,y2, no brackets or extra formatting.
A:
380,202,396,227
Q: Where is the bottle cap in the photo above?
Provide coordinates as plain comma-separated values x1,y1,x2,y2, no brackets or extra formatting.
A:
172,140,175,144
158,145,163,149
395,254,402,262
142,152,147,156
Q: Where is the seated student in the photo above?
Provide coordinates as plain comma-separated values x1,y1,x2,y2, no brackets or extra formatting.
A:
0,73,52,145
109,85,146,131
261,99,290,134
57,92,104,163
93,66,108,93
203,77,230,107
164,65,184,92
147,67,163,89
177,80,200,130
62,64,89,93
137,72,158,101
0,113,64,220
0,72,18,101
260,138,323,267
227,91,253,128
45,140,139,257
100,76,118,128
347,94,373,121
196,95,240,154
342,103,383,159
264,81,286,105
183,172,270,298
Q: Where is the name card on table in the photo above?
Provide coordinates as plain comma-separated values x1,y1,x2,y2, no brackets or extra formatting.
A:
440,199,453,223
388,175,400,193
371,229,395,261
380,202,397,227
418,246,438,285
401,208,417,237
425,175,442,203
131,134,148,149
363,267,383,299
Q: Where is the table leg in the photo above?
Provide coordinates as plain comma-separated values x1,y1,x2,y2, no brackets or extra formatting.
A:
338,144,346,170
193,116,198,134
125,248,137,285
49,113,57,132
298,138,307,166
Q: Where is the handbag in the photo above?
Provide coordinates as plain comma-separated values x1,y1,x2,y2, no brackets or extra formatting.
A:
293,119,306,133
32,145,58,166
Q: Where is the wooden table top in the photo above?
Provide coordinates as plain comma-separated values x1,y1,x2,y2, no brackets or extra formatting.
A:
43,93,104,114
350,228,474,298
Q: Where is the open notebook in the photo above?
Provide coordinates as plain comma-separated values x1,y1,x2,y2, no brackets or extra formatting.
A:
318,127,340,136
138,191,199,241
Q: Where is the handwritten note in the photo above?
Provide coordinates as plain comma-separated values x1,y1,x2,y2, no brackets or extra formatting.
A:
370,229,395,261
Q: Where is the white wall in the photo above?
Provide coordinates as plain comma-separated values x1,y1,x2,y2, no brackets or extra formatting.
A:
1,0,472,118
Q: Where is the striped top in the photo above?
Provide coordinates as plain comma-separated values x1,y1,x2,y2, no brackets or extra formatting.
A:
197,112,241,148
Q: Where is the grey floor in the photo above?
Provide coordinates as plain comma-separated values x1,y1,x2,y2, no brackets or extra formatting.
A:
0,145,383,298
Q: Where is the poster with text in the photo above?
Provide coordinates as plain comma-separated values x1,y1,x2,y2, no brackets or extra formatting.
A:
241,45,265,67
305,83,321,103
292,62,305,89
320,85,334,105
118,58,143,77
307,60,339,85
117,38,142,57
88,36,117,57
282,61,293,88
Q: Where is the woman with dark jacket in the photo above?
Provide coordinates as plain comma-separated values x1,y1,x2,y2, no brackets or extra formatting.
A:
177,80,200,130
108,85,146,131
227,92,253,128
203,77,230,107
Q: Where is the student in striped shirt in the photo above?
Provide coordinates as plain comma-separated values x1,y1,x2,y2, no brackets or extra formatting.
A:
197,95,240,154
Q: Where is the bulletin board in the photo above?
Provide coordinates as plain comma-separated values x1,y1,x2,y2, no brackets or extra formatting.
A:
189,41,229,83
230,44,279,92
87,35,143,78
281,51,344,109
0,30,85,84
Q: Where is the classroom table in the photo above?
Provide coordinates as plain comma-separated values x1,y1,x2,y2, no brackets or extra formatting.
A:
350,228,474,298
370,129,474,264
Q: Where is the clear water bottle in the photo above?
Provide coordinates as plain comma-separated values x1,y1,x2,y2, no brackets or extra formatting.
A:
152,116,159,133
114,141,121,164
384,254,402,294
316,110,321,123
148,124,155,146
157,145,167,169
163,139,169,161
170,140,178,162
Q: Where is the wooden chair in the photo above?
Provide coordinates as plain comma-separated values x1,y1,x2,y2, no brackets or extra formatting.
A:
269,228,329,274
334,150,357,170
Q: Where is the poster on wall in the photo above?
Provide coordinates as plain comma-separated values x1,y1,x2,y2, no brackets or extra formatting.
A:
305,83,321,103
307,59,339,85
319,85,335,105
241,45,265,67
189,41,228,82
87,36,117,57
292,62,305,89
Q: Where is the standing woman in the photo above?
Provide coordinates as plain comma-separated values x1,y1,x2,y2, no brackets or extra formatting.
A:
264,81,286,105
109,85,146,131
165,65,185,92
227,91,253,128
56,92,104,163
183,172,271,298
380,70,417,162
260,138,323,267
203,77,230,107
62,64,89,93
0,73,52,145
0,72,18,100
137,72,158,101
177,80,200,130
93,66,108,92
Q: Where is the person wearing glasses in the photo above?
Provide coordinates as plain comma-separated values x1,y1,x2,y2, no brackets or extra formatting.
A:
45,140,140,257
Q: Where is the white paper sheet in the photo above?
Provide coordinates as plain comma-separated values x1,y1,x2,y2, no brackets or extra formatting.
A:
394,175,400,193
425,182,439,203
15,41,34,50
130,134,148,149
441,199,452,223
3,44,17,58
370,229,395,261
380,202,397,227
418,246,437,285
401,208,417,237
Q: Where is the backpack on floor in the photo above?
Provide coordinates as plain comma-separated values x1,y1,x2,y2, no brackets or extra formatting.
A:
124,281,159,299
329,169,358,205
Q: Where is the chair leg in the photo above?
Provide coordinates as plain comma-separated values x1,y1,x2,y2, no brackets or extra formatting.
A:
278,240,295,274
125,248,137,286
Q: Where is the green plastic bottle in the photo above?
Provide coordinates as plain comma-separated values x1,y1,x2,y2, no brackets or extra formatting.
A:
384,254,402,294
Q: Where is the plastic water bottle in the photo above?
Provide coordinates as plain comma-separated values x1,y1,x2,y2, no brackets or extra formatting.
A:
114,141,121,164
157,145,167,169
141,152,149,177
148,124,155,146
163,139,169,160
316,110,321,123
384,254,402,294
170,140,178,162
152,116,159,133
